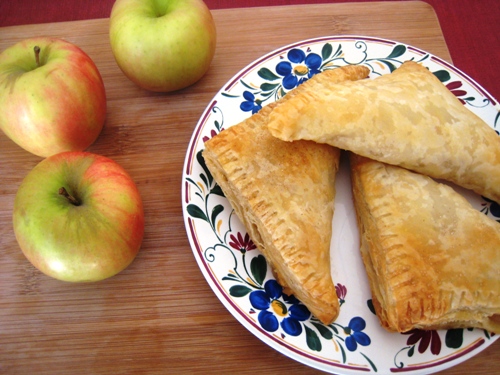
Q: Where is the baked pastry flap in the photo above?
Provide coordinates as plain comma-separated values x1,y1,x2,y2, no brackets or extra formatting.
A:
350,153,500,333
203,106,340,324
202,66,370,325
267,61,500,203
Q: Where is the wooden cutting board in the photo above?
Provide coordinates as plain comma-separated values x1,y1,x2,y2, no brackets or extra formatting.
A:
0,2,498,374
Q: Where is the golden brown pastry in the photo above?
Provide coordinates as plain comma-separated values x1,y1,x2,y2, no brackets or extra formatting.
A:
350,153,500,333
203,65,370,324
267,61,500,203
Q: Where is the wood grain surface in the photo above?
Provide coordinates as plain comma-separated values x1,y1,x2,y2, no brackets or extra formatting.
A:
0,2,498,374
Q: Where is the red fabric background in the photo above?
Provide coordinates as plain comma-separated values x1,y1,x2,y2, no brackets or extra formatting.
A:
0,0,499,100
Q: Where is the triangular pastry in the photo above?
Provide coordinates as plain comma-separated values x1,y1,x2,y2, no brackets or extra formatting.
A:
202,65,370,324
267,61,500,203
350,153,500,333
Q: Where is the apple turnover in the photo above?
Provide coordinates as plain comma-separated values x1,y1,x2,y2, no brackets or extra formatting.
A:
202,65,370,324
267,61,500,203
350,153,500,333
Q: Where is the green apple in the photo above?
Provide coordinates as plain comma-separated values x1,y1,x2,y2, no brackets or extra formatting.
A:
13,152,145,282
0,37,106,158
109,0,216,92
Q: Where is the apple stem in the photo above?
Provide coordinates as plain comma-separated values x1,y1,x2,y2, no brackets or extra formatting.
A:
58,187,81,206
34,46,41,67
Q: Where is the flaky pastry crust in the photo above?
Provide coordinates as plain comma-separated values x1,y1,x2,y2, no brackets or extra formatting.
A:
350,154,500,333
268,61,500,203
202,65,370,324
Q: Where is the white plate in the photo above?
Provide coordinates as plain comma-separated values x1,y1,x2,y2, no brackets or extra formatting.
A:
181,36,499,374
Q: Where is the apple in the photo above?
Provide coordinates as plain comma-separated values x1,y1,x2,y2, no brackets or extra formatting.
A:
0,37,106,158
13,151,145,282
109,0,217,92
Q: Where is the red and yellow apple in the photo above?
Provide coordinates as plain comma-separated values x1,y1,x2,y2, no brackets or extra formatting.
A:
0,37,106,157
13,152,144,282
109,0,217,92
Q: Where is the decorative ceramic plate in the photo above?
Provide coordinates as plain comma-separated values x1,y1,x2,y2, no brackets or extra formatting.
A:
181,36,499,374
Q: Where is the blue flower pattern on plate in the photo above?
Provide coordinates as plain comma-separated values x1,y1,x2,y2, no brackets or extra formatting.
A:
239,90,262,114
276,48,322,89
250,279,310,335
345,317,371,351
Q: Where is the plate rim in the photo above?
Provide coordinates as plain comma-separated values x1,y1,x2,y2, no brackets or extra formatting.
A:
181,34,499,375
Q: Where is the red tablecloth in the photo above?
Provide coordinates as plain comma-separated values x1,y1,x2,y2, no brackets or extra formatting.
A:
1,0,499,101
